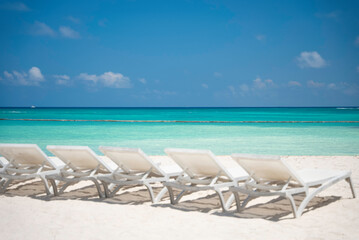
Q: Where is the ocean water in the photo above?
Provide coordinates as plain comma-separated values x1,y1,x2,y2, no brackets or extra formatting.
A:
0,107,358,155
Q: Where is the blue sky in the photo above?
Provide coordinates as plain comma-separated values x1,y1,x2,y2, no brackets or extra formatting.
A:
0,0,358,107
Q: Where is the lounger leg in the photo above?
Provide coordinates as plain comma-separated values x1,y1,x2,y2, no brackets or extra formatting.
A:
144,182,156,203
239,194,256,210
154,187,168,203
59,182,74,194
101,181,122,198
346,177,356,198
233,191,242,212
297,175,349,218
109,185,122,198
0,178,6,187
215,189,228,212
101,181,110,198
174,190,187,204
166,186,176,204
286,194,298,218
0,179,13,193
225,193,235,210
48,178,59,196
39,175,52,195
90,178,104,198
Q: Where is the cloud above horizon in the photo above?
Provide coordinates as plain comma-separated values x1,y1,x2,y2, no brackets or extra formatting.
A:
138,78,147,84
255,34,266,41
229,77,275,97
297,51,327,68
307,80,325,88
59,26,80,39
3,67,45,86
54,75,71,86
29,22,80,39
214,72,222,78
29,21,56,37
201,83,208,89
0,2,30,11
288,81,302,87
78,72,132,88
67,16,81,24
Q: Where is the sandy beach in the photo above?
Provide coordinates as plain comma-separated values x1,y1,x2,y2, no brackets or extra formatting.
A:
1,155,358,240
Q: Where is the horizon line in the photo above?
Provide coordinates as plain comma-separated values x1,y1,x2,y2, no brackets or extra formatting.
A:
0,106,359,108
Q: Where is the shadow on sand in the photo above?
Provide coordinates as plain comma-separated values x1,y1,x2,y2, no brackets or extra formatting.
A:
1,179,341,221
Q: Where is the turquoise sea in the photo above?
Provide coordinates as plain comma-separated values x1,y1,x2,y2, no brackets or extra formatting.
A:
0,107,359,155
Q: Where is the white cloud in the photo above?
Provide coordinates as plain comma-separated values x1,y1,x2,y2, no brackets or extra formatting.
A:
79,72,131,88
327,83,336,89
3,67,45,86
201,83,208,89
354,36,359,46
256,35,266,41
228,85,236,95
29,67,44,81
67,16,80,24
253,77,274,89
228,77,275,97
59,26,80,39
307,80,325,88
297,51,326,68
0,2,30,11
4,71,13,80
239,84,249,92
78,73,97,83
54,75,70,85
214,72,222,77
288,81,301,87
139,78,147,84
29,21,56,37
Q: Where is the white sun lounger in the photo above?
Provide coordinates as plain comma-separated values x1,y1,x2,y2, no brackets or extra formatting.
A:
164,148,249,211
0,156,8,168
97,146,182,203
0,144,65,194
46,145,116,198
230,154,356,218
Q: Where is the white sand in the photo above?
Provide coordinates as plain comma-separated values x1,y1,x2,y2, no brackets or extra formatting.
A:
1,155,359,240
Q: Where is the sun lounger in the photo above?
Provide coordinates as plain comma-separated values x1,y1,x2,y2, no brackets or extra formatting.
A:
46,145,116,198
164,148,249,211
230,154,356,218
0,156,8,168
97,146,182,203
0,144,65,194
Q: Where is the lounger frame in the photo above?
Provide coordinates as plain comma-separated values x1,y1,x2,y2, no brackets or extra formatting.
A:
0,144,62,195
164,148,248,211
45,145,114,198
230,154,356,218
97,146,181,203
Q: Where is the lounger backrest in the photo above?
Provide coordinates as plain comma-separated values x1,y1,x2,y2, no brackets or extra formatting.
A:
0,157,9,167
165,148,234,179
99,146,166,176
47,145,112,171
0,144,57,168
231,154,306,186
